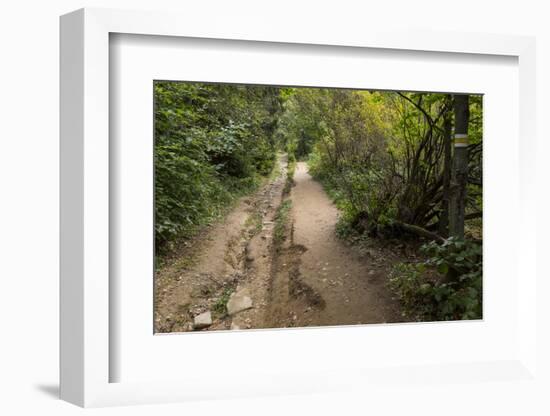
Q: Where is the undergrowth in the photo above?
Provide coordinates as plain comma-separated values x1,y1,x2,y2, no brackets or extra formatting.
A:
283,154,297,195
212,287,234,318
389,238,482,321
273,200,292,248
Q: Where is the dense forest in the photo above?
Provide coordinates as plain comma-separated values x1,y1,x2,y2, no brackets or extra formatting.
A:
155,81,483,325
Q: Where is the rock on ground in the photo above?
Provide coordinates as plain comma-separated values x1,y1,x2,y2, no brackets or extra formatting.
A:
227,291,253,316
193,311,212,329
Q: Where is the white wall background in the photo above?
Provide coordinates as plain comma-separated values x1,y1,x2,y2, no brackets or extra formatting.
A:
1,0,548,414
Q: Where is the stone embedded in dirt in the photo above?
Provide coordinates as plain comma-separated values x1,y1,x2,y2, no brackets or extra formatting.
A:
230,322,241,330
227,292,253,315
193,311,212,329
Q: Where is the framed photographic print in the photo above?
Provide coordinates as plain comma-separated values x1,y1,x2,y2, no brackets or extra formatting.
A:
150,80,484,335
60,7,539,408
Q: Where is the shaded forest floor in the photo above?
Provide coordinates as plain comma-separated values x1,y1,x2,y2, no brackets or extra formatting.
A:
154,156,415,333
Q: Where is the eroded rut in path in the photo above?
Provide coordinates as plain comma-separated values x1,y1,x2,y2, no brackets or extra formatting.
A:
155,155,288,332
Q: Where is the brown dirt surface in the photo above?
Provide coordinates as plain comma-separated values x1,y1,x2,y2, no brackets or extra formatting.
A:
155,157,407,333
154,155,288,333
265,162,403,329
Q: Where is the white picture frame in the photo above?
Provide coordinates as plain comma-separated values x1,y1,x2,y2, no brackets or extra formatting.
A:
60,7,538,408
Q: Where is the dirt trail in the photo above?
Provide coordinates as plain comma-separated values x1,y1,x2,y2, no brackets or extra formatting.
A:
267,162,401,328
155,157,402,333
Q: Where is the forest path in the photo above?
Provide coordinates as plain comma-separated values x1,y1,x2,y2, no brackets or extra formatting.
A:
155,157,402,333
267,162,400,328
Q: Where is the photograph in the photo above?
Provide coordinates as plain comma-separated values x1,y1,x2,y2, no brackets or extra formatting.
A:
153,81,483,333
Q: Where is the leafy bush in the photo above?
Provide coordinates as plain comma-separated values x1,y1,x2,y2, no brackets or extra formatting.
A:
388,238,482,321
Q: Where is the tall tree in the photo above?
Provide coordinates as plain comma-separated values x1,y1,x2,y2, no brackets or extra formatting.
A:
449,94,470,239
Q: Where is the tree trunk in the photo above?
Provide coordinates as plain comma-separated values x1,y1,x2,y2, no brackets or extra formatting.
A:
438,95,453,237
449,94,470,239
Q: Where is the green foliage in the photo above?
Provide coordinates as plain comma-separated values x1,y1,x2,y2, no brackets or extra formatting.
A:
273,199,292,247
283,155,297,195
212,288,233,317
154,81,284,251
304,90,397,235
389,238,482,321
276,88,330,159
